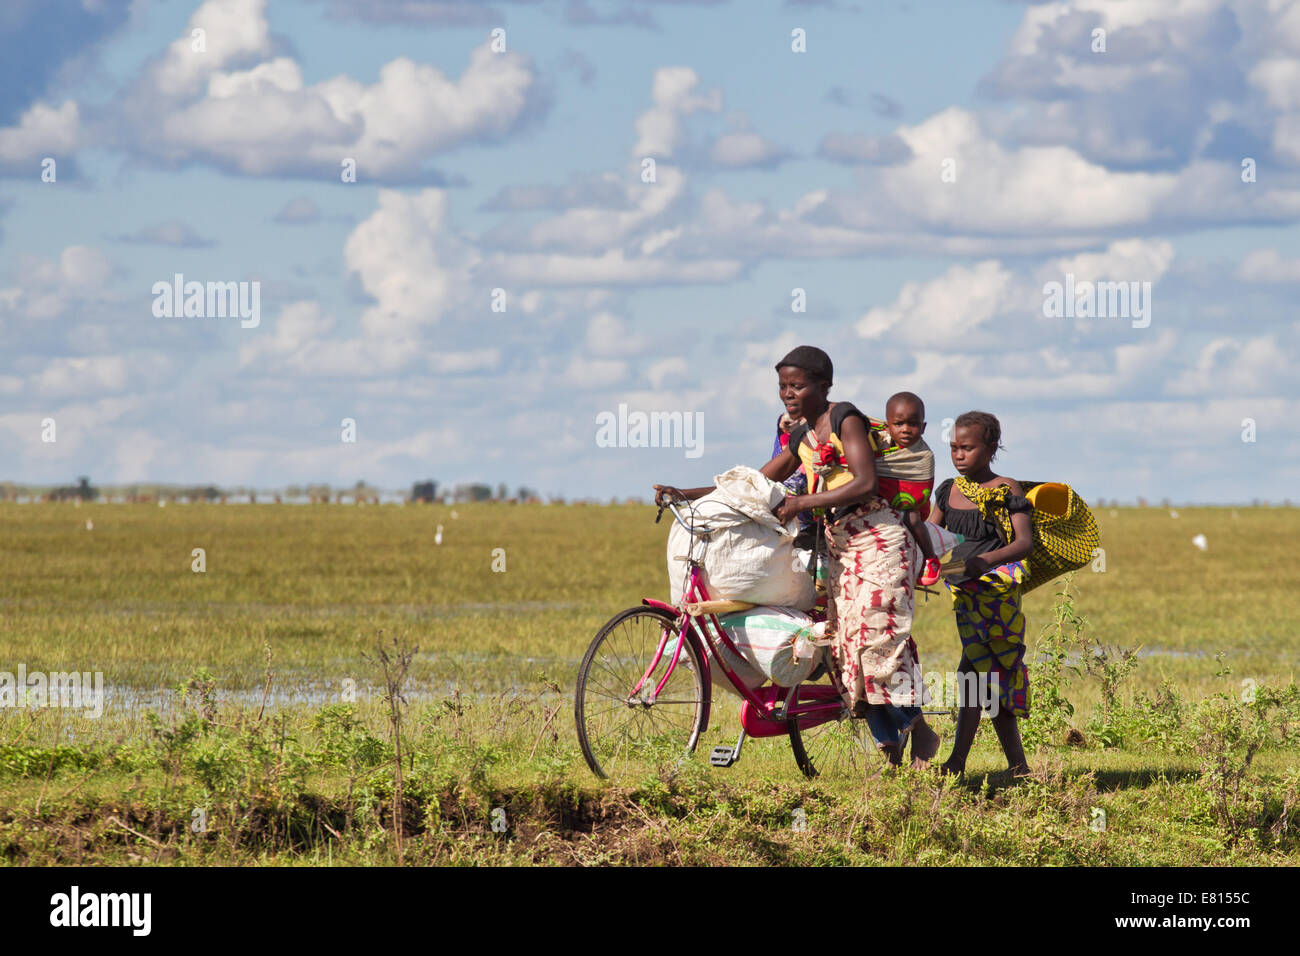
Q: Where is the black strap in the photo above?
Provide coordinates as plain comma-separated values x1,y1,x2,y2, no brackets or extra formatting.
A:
787,422,811,456
788,402,866,455
829,401,869,439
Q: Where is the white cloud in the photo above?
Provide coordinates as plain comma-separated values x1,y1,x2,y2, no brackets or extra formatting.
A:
428,349,500,374
1248,57,1300,112
238,300,335,367
116,0,543,180
0,100,79,168
633,66,722,158
1044,239,1177,285
709,127,788,168
492,166,688,254
857,260,1018,345
585,312,647,357
0,396,144,461
110,430,166,483
860,108,1176,232
1237,248,1300,281
35,356,129,396
645,357,688,389
147,0,273,99
272,197,322,224
237,299,413,377
0,246,114,322
814,108,1300,240
344,188,481,340
1166,334,1295,396
57,246,113,289
565,356,628,388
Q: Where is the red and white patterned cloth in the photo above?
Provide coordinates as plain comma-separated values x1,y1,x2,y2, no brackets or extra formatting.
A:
824,504,930,708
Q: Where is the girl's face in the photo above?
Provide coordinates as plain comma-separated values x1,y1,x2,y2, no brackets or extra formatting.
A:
950,424,995,475
777,366,827,422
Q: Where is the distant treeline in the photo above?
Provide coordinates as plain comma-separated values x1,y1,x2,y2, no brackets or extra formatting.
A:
0,477,548,505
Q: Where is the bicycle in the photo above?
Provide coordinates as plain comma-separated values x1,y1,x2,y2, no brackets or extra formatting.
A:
575,496,882,782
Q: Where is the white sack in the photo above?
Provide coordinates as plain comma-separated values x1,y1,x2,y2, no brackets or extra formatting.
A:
666,466,817,611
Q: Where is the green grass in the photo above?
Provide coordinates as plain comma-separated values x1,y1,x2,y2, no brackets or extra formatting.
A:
0,502,1297,865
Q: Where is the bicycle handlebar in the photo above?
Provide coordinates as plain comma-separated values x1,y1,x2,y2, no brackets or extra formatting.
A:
656,497,713,537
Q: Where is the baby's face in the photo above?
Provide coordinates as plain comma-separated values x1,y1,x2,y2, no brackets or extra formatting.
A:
885,402,925,448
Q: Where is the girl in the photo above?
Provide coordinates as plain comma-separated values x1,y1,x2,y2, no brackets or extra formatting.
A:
927,411,1033,776
655,345,939,768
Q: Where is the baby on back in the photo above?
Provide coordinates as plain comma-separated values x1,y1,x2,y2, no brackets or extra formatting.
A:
872,391,934,519
871,392,948,580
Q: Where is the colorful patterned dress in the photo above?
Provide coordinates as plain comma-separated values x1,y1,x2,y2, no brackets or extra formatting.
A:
933,477,1033,718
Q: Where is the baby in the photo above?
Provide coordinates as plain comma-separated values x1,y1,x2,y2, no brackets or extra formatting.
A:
874,391,934,517
872,392,940,577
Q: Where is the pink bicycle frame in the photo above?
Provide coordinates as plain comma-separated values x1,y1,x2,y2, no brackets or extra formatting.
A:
631,561,843,736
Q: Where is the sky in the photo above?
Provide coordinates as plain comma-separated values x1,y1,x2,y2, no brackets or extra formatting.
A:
1,0,1298,504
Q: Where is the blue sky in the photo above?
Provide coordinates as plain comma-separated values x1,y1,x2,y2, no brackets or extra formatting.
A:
2,0,1298,504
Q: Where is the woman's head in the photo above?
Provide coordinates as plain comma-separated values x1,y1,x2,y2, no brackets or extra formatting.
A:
950,410,1004,475
775,346,832,421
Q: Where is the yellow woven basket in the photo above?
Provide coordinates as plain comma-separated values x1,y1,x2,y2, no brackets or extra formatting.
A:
1018,481,1101,593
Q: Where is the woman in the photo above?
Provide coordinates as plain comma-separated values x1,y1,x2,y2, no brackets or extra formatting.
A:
654,345,939,768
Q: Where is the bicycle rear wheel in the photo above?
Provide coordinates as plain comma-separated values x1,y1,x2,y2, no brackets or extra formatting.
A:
575,606,706,782
788,695,874,778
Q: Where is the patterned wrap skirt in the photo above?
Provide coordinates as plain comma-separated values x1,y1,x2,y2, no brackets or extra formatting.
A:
945,561,1030,718
824,504,928,710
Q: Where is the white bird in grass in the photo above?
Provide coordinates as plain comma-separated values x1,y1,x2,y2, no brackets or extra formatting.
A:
435,524,443,545
1192,534,1207,551
86,520,93,531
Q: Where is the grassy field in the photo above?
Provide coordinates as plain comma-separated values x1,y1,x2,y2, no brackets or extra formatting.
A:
0,501,1297,865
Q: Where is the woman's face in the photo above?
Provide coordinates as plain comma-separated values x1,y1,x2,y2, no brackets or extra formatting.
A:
778,366,826,422
950,424,995,475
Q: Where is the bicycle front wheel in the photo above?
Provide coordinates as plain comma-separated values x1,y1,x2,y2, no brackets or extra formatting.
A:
575,606,707,782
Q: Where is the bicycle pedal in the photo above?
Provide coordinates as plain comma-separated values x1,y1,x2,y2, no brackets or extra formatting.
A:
709,746,737,767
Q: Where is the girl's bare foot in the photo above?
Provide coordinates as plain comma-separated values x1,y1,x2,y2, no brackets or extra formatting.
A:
909,721,940,769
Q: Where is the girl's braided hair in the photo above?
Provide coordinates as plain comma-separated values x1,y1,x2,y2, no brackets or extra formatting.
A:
954,410,1005,461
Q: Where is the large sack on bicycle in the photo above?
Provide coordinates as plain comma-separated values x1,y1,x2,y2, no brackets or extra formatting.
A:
666,465,816,610
708,606,821,691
